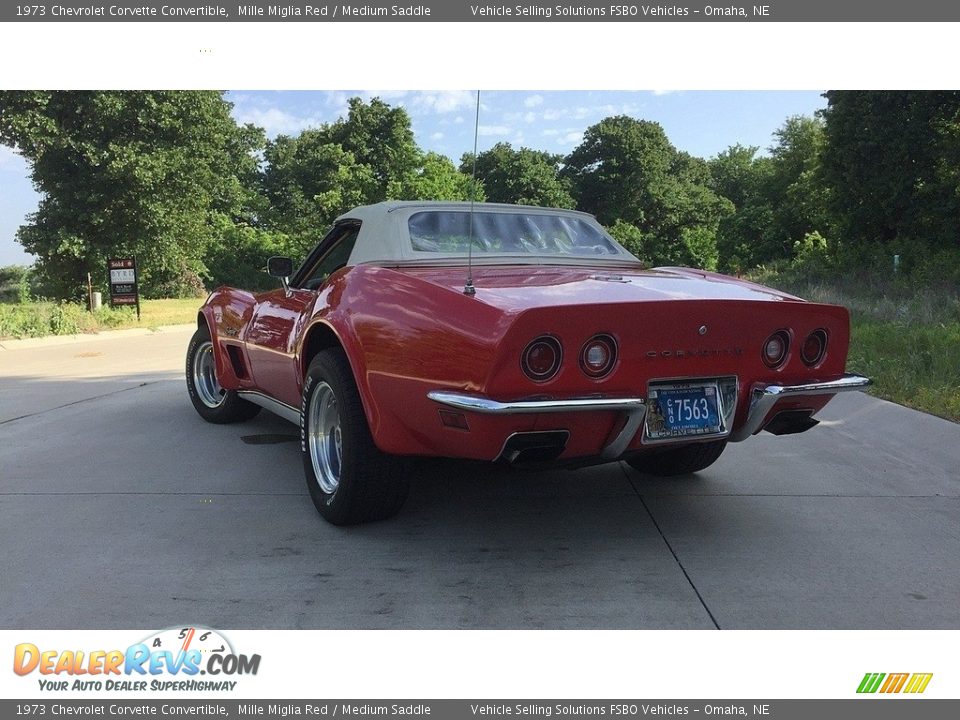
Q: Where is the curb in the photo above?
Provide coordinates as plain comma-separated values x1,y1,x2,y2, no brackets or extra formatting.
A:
0,323,195,351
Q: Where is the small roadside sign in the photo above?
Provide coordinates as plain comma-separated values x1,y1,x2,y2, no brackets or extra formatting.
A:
107,257,141,319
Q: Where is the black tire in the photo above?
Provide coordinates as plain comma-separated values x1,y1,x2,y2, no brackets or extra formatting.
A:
626,440,727,477
301,348,409,525
185,325,261,424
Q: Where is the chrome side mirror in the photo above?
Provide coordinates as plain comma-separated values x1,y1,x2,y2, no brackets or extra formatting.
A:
267,256,293,278
266,256,293,293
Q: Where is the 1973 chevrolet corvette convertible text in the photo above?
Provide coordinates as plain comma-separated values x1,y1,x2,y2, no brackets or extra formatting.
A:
186,201,871,525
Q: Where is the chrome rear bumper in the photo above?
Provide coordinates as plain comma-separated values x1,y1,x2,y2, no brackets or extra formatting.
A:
426,391,646,460
428,372,871,458
728,373,872,442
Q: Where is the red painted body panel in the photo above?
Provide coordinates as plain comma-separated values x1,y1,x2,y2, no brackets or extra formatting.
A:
244,288,314,408
200,288,257,391
202,263,854,461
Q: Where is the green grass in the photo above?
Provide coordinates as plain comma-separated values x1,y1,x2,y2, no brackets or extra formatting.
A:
750,269,960,423
0,298,201,340
848,320,960,421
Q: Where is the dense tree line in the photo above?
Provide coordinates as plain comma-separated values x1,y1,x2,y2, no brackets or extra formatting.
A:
0,91,263,297
1,90,958,299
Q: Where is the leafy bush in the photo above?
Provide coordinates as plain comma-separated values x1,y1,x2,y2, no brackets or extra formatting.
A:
0,301,132,338
823,238,960,287
606,220,719,270
785,230,834,280
0,304,48,337
203,224,291,291
150,262,207,299
679,226,719,271
792,230,829,263
607,220,647,263
0,265,32,304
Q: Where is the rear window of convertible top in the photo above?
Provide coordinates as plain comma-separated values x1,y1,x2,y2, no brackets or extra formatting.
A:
408,210,621,256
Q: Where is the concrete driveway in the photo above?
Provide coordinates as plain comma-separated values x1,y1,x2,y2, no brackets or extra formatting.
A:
1,326,958,629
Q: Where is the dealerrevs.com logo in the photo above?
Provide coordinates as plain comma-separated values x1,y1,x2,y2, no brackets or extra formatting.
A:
13,627,261,692
857,672,933,694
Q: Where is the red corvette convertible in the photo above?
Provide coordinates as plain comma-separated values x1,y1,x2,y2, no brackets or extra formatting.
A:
186,201,870,525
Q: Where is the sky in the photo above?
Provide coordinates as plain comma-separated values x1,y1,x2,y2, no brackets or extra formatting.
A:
0,90,827,266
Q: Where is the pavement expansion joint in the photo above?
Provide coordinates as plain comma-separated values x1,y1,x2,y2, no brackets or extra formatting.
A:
620,462,721,630
0,381,156,425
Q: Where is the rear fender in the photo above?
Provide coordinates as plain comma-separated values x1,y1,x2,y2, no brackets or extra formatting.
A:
298,315,382,437
305,265,508,457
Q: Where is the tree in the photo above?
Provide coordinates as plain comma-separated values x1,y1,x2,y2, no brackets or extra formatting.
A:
260,130,377,256
820,91,960,249
563,116,674,227
259,97,475,255
708,144,775,271
709,144,767,210
326,97,421,202
606,220,647,262
203,218,290,291
565,116,730,269
0,91,262,298
389,152,479,201
766,115,831,254
708,118,831,272
0,265,32,304
460,142,574,208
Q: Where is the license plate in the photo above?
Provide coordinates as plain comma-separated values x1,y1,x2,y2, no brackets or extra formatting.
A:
646,382,722,440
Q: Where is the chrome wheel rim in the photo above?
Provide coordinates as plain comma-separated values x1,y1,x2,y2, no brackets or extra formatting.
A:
192,340,226,408
308,381,342,494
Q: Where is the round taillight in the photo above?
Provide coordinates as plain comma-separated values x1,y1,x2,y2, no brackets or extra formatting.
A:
579,334,617,378
762,330,789,368
522,336,562,382
801,329,827,366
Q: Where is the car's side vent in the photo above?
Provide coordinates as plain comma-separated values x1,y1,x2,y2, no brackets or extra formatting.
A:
225,344,248,380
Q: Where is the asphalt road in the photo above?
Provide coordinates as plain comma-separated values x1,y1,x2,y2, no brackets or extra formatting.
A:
1,326,958,629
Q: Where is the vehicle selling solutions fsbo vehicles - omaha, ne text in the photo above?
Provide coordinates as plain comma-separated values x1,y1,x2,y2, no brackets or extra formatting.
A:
185,202,871,525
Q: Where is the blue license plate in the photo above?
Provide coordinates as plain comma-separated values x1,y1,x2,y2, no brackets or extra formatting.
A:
647,384,722,439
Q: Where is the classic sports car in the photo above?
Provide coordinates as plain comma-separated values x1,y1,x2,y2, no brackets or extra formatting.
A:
186,201,870,525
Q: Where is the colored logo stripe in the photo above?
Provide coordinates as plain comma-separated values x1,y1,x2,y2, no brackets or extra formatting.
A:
904,673,933,694
880,673,909,693
857,673,885,693
857,672,932,694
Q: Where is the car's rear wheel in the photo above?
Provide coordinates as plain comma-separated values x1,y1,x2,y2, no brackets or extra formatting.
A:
302,348,409,525
185,325,261,424
626,440,727,477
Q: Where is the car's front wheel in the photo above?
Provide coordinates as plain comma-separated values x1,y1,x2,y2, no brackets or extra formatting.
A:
301,348,409,525
626,440,727,477
185,325,261,424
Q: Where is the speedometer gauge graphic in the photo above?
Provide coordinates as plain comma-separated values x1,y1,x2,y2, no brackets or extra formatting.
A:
140,626,234,658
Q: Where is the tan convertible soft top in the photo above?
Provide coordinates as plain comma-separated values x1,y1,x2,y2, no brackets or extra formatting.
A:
339,201,641,267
